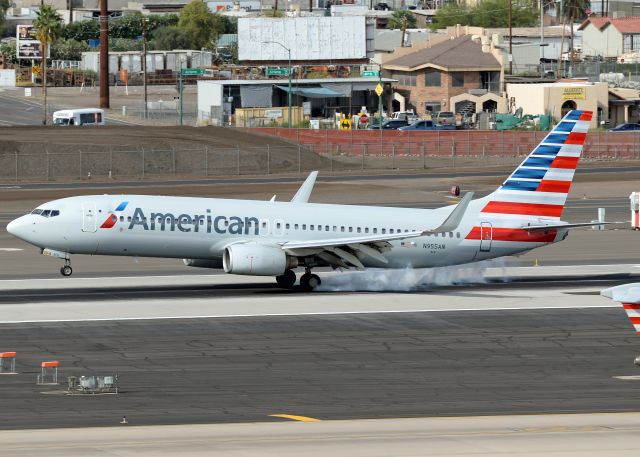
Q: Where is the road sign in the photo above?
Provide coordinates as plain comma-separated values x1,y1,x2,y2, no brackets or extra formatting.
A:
31,65,40,75
362,71,379,77
375,83,383,97
266,68,289,76
339,118,352,130
181,68,205,76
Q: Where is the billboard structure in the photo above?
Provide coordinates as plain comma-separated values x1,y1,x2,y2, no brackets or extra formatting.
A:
16,25,47,60
238,16,367,62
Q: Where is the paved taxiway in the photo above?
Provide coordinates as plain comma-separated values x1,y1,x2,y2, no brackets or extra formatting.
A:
1,413,640,457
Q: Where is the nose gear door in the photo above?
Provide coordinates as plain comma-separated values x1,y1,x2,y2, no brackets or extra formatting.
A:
479,222,492,252
82,202,97,232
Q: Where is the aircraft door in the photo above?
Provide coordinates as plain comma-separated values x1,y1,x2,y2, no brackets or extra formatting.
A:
479,222,492,252
82,202,97,233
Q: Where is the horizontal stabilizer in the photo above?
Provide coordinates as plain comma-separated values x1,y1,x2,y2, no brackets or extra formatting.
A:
291,171,318,203
524,221,619,232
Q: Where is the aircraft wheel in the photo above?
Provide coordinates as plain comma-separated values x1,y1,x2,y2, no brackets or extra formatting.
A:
276,269,296,288
300,273,321,291
60,265,73,277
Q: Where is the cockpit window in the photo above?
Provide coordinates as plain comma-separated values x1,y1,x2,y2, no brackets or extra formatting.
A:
31,208,60,218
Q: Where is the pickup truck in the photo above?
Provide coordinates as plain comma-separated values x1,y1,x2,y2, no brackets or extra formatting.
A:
398,120,455,131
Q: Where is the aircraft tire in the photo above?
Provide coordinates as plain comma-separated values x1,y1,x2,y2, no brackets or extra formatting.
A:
276,269,296,288
60,265,73,277
300,273,321,291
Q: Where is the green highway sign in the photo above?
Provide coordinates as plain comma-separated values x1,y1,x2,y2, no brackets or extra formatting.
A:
266,68,289,76
181,68,205,76
361,71,379,77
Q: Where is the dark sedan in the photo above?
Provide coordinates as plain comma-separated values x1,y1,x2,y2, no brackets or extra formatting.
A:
609,123,640,131
368,119,409,130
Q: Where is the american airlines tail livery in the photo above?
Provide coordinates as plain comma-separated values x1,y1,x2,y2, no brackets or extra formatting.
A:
7,110,597,290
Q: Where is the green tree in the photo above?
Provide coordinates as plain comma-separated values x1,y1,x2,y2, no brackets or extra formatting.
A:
1,0,10,36
151,26,191,50
109,13,144,39
61,19,99,41
109,38,143,52
387,10,417,29
33,4,62,125
178,0,226,49
51,38,88,60
431,0,537,30
0,40,16,64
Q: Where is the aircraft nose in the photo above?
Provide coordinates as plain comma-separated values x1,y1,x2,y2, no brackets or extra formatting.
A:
6,216,31,240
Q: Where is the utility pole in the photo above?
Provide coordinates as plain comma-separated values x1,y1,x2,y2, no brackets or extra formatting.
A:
99,0,109,109
142,17,148,119
509,0,513,75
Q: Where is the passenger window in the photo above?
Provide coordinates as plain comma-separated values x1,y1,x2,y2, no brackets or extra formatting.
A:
341,226,345,232
373,228,377,234
286,223,290,229
357,227,361,233
127,216,132,222
295,224,299,230
348,227,353,232
390,229,394,234
310,225,314,231
262,222,267,228
276,222,281,229
449,232,453,238
456,232,460,238
332,226,337,231
382,228,386,234
302,224,306,230
365,228,369,233
325,225,329,231
119,216,124,222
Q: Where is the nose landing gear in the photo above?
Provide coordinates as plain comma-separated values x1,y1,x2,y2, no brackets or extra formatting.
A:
60,258,73,277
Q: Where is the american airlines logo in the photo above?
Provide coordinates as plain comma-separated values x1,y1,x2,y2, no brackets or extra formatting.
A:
100,201,129,229
127,207,260,235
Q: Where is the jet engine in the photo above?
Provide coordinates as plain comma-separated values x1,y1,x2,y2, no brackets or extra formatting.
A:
223,242,297,276
183,258,224,269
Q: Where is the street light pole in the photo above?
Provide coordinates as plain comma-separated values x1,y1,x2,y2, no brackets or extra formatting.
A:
142,17,148,119
263,40,291,128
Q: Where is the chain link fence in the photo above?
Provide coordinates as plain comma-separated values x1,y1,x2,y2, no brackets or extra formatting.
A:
1,131,639,183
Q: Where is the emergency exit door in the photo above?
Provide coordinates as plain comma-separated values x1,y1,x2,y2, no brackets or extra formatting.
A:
82,202,97,232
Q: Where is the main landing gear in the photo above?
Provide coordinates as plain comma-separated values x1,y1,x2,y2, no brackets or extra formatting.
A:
60,258,72,277
275,268,322,291
300,268,321,292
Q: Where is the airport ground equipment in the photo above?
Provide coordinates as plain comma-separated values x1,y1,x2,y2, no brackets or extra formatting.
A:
0,352,16,374
631,192,639,229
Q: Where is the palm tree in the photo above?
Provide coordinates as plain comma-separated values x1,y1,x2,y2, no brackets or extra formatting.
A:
33,4,62,125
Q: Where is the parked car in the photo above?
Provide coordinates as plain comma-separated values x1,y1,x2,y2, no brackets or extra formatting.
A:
398,120,455,131
434,111,456,127
609,123,640,131
368,119,409,130
373,2,390,10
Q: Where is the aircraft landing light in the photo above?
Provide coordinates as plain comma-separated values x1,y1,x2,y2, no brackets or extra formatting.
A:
269,414,321,422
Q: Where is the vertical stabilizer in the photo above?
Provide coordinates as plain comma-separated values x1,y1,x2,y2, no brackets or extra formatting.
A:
481,110,592,220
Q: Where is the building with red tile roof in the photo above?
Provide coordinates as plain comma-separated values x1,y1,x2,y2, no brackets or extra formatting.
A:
579,16,640,57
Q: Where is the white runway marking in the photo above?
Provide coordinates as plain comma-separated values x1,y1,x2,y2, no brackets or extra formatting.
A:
0,248,23,252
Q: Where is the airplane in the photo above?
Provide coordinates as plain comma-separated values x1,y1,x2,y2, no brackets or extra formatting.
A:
6,109,601,291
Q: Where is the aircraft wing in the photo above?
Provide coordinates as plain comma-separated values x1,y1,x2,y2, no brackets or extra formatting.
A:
281,192,474,270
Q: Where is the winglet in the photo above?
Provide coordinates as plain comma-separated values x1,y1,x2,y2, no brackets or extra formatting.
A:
422,192,474,234
291,171,318,203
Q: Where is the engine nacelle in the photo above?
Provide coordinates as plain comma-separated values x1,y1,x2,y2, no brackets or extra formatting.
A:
183,258,223,269
223,242,297,276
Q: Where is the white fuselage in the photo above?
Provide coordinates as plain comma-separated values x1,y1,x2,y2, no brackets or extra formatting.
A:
7,194,563,270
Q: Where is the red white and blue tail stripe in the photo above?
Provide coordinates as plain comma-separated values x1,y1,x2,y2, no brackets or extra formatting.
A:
481,110,592,220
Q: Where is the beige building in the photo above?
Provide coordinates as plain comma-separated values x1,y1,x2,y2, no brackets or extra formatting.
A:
578,16,640,58
506,81,608,128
